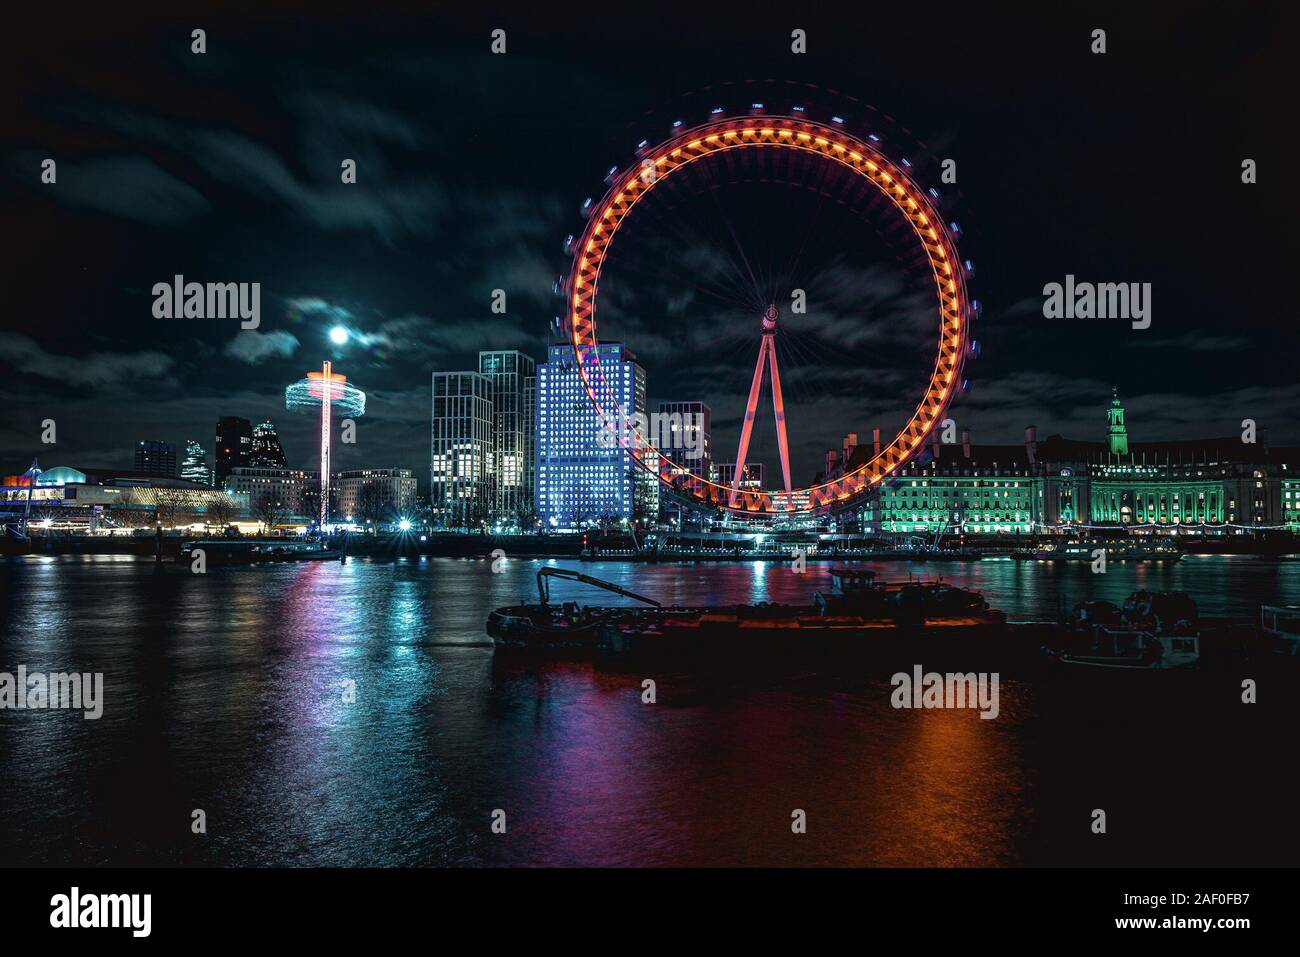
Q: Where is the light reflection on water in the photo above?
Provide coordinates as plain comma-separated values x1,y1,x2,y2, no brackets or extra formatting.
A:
0,555,1295,866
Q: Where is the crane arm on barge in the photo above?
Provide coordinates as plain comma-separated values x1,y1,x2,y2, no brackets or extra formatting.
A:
537,567,661,607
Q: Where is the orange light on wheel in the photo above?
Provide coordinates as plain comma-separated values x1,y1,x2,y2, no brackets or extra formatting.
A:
564,114,971,517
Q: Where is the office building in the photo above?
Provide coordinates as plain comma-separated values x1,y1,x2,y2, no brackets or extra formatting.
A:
431,371,494,527
224,466,319,520
478,350,536,523
134,440,176,476
179,439,212,486
334,468,417,522
714,462,764,491
536,342,655,529
215,416,253,484
249,420,289,468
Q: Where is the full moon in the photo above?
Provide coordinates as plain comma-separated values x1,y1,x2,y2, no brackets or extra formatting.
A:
328,326,349,345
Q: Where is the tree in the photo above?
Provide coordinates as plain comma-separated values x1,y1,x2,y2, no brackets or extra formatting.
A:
111,507,157,530
251,491,288,532
513,502,537,532
357,483,385,526
206,495,236,529
150,487,191,529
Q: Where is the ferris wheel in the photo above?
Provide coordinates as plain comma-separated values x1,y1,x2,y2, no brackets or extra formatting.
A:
562,101,978,519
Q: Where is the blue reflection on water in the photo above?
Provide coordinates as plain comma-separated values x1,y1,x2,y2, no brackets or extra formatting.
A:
0,554,1295,866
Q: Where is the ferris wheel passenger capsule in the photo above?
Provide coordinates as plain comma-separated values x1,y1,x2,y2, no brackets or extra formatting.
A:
970,299,983,320
964,259,975,275
563,234,575,255
603,165,619,186
580,197,594,217
969,339,981,360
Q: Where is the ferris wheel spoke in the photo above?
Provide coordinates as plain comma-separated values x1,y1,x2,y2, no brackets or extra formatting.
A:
600,247,760,335
565,111,970,517
622,192,765,313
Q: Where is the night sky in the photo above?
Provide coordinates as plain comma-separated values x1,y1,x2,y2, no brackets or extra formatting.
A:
2,1,1296,491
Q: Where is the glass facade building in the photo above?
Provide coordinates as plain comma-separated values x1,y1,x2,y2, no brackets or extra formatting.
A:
478,350,536,524
249,420,289,468
431,371,494,527
536,342,654,529
179,439,211,486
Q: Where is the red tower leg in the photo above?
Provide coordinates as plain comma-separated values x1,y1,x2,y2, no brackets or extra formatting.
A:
767,340,792,493
731,304,792,506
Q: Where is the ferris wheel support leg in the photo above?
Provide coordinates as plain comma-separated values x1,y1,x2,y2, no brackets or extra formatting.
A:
767,340,793,493
731,335,770,508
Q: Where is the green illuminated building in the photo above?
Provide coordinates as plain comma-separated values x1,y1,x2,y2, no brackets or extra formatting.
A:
1106,388,1129,456
1283,469,1300,531
820,390,1298,535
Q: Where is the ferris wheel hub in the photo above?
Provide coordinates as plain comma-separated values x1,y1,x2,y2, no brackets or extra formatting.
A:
762,303,777,331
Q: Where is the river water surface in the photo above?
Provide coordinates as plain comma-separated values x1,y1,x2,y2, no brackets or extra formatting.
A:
1,555,1296,866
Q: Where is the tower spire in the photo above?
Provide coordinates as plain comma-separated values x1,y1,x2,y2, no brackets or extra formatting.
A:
1107,387,1129,457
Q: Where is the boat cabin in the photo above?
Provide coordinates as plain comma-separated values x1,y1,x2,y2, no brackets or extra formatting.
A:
1260,605,1300,655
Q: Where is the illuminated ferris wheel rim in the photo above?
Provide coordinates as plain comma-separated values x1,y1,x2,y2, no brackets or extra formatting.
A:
565,112,973,515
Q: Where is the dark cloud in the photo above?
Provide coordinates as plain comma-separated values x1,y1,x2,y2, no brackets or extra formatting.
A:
8,153,209,226
2,2,1297,487
0,333,174,388
223,330,299,364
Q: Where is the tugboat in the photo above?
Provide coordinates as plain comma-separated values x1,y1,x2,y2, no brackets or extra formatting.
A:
486,566,1005,655
1043,591,1201,670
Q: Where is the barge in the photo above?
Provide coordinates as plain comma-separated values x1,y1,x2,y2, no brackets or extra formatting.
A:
178,538,341,564
487,567,1006,656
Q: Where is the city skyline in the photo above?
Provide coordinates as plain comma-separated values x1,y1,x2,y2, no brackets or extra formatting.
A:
3,0,1299,910
3,6,1298,492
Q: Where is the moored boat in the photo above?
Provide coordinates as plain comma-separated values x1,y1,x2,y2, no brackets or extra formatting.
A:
487,566,1005,655
178,539,341,564
1013,537,1183,563
1260,604,1300,656
1043,590,1201,670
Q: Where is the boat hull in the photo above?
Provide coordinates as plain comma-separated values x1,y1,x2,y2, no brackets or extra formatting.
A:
488,603,1007,656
